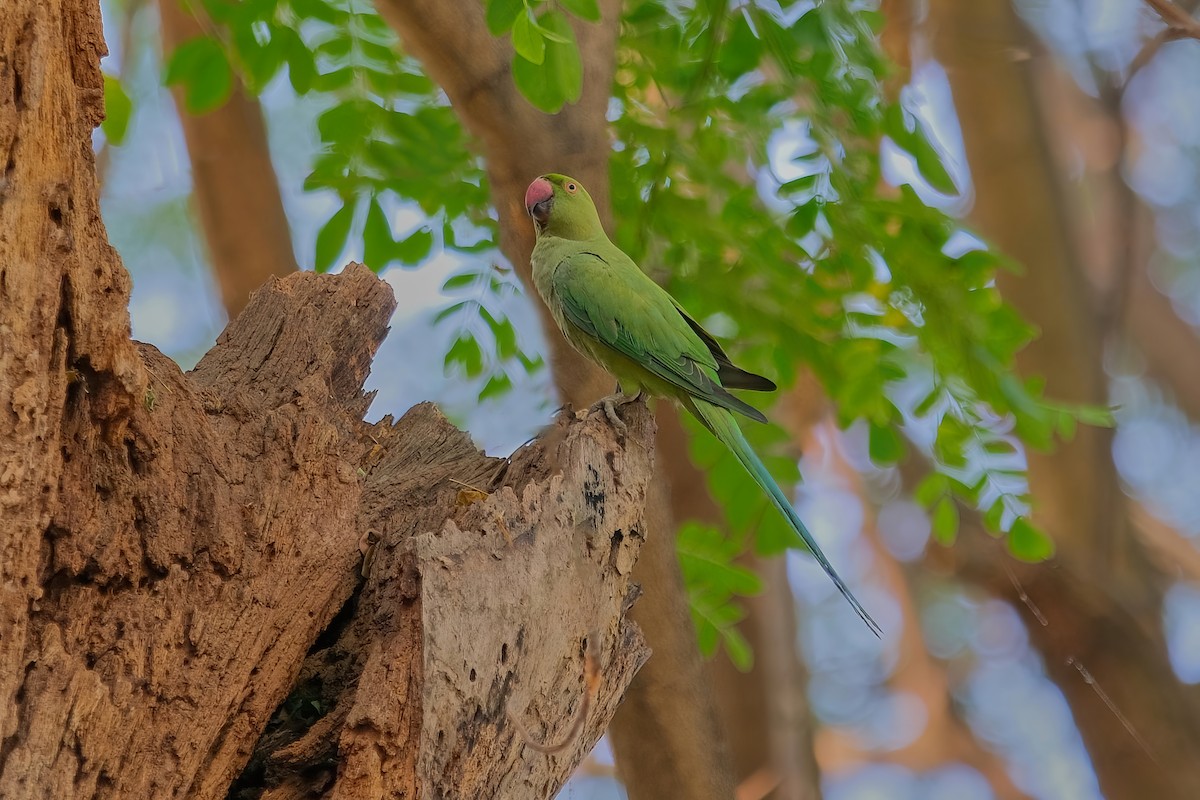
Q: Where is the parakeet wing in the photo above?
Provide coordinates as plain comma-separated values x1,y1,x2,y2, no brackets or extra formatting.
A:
554,250,769,424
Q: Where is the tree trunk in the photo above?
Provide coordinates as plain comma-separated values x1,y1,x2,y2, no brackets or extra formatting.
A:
699,379,831,800
927,1,1200,796
377,2,741,796
0,2,651,797
158,0,298,317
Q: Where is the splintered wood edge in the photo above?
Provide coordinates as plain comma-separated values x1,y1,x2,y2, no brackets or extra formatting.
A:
298,401,656,800
415,402,654,798
0,263,398,800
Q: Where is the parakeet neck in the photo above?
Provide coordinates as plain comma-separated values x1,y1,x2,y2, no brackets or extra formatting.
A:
543,212,605,242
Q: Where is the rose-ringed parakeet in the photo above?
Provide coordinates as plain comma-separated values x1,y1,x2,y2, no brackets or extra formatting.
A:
526,174,880,637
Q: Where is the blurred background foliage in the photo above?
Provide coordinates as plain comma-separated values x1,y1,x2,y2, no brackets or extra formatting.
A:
97,0,1200,797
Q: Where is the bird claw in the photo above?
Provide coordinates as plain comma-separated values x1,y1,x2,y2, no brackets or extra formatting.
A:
590,391,642,440
600,397,629,439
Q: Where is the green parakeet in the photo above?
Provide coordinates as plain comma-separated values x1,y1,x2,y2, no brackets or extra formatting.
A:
526,173,880,636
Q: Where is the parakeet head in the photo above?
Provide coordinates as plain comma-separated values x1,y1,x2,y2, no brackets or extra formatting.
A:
525,174,603,239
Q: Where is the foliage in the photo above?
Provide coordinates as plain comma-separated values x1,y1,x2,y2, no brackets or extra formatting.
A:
151,0,1107,659
102,73,134,144
604,0,1090,573
436,264,544,399
162,0,535,398
485,0,594,112
678,522,762,670
164,35,232,112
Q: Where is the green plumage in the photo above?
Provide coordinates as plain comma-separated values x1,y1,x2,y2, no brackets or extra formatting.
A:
527,173,880,636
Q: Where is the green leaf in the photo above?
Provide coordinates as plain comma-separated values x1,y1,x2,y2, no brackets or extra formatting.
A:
433,301,467,324
545,11,583,103
101,73,133,145
559,0,601,23
883,104,956,195
511,11,546,65
314,199,356,273
982,499,1005,534
788,201,819,238
718,12,761,79
363,197,394,271
315,33,353,59
480,373,514,400
164,36,233,114
234,25,284,91
318,99,372,145
780,174,820,195
1076,404,1116,428
512,10,582,112
492,315,519,359
277,26,316,94
530,19,572,44
396,227,434,265
1008,517,1054,561
868,423,904,465
442,271,479,292
722,625,754,672
446,333,484,376
931,497,958,545
914,472,948,507
486,0,524,35
695,612,719,656
912,125,956,195
678,540,763,597
688,589,754,670
1056,410,1077,442
313,66,355,91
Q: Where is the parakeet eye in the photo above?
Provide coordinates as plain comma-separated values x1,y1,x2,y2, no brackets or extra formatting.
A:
565,182,578,193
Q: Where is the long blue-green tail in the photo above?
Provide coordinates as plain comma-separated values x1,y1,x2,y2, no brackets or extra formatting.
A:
688,398,882,638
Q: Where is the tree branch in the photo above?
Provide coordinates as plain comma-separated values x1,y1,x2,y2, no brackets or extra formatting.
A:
158,0,298,318
1143,0,1200,39
922,1,1200,793
5,255,655,798
378,2,742,797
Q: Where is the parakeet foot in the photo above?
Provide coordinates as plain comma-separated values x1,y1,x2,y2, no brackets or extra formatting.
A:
601,397,628,438
591,392,642,439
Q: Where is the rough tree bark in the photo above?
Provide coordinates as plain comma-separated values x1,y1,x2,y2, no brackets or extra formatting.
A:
927,0,1200,796
157,0,298,317
0,1,651,797
377,2,742,797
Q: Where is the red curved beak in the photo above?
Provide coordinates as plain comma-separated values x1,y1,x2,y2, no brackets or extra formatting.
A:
525,177,553,225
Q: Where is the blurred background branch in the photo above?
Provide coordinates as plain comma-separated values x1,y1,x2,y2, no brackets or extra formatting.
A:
1143,0,1200,39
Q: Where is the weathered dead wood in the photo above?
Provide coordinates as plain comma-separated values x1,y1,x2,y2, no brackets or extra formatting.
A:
0,264,392,799
0,0,653,795
248,401,652,799
2,255,651,800
2,0,147,772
